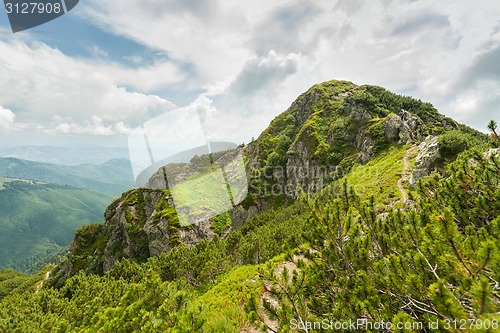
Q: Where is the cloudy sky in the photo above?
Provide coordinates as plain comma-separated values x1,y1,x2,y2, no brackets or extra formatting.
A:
0,0,499,150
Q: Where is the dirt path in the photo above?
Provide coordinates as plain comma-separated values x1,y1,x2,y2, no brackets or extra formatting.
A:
35,270,51,294
397,146,417,202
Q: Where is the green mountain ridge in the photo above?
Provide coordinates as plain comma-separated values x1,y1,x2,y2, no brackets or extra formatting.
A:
48,79,490,285
46,83,422,279
0,80,498,332
0,157,135,196
0,146,130,166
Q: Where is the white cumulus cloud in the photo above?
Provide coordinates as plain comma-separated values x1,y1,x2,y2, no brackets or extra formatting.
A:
0,40,178,135
0,106,15,131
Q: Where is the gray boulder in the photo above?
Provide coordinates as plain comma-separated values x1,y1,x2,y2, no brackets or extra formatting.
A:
355,131,376,164
408,136,441,187
384,109,426,144
344,97,372,119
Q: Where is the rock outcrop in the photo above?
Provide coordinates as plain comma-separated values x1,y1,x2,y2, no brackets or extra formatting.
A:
384,109,426,144
408,136,442,187
55,180,261,281
355,131,376,164
344,96,372,120
102,188,218,272
485,148,500,158
243,81,456,199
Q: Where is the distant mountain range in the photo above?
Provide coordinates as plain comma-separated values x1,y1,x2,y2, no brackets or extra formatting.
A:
0,146,130,166
0,157,135,196
0,156,136,272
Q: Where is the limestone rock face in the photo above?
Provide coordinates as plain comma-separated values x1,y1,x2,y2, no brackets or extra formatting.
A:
292,90,320,126
285,140,326,195
344,97,372,120
384,110,426,144
355,131,376,164
485,148,500,158
101,189,176,272
229,204,261,229
57,183,257,278
145,168,168,190
353,109,426,164
408,136,442,187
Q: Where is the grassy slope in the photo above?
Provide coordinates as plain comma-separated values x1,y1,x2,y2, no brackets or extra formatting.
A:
344,145,409,203
187,265,261,332
319,144,411,206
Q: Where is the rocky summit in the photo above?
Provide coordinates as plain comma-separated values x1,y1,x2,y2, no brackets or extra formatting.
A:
244,80,461,196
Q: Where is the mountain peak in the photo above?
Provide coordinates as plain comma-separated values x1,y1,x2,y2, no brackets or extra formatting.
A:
243,80,479,200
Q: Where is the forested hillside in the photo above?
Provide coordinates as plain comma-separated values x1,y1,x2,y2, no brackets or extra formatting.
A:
0,81,498,332
0,157,134,272
0,179,112,273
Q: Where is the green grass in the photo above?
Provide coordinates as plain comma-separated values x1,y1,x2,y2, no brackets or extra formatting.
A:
187,265,261,332
186,253,299,332
322,145,410,206
346,145,409,204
